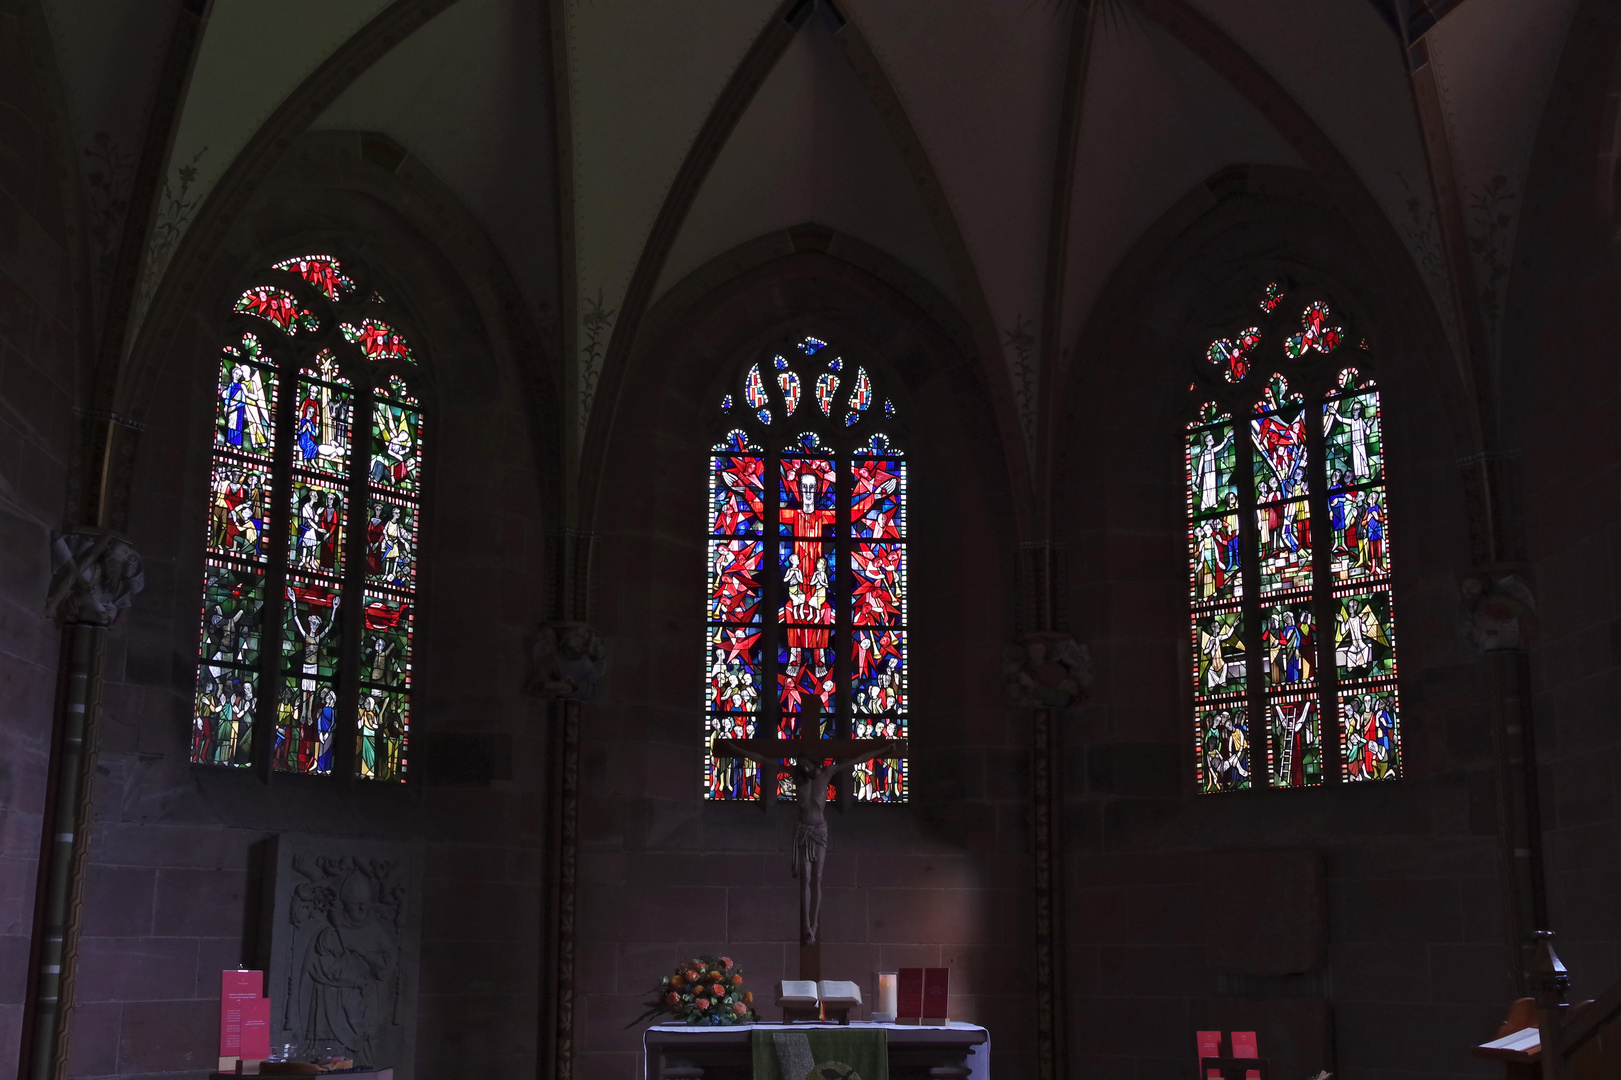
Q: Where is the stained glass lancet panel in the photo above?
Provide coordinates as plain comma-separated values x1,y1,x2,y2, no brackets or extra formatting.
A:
1251,375,1322,788
706,430,765,800
193,333,275,767
850,434,906,802
1187,400,1248,792
277,356,352,776
1325,368,1399,780
359,374,422,781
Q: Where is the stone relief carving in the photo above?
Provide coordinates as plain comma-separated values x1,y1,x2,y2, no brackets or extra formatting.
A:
263,836,419,1078
45,531,145,625
1004,631,1092,709
529,621,609,702
1460,572,1538,653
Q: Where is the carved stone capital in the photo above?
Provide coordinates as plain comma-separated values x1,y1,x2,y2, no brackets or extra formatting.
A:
1459,570,1537,654
46,530,145,626
529,621,609,702
1004,631,1091,709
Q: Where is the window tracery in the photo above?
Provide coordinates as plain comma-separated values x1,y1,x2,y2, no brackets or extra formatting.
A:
706,336,908,803
193,254,423,782
1187,283,1400,792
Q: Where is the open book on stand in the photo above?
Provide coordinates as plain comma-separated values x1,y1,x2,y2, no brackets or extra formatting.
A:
776,980,862,1024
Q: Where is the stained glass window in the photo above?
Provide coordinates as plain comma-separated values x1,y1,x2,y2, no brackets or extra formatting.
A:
1187,285,1401,792
192,254,423,782
705,337,908,803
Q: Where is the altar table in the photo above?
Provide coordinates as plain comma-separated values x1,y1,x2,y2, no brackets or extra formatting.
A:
643,1021,989,1080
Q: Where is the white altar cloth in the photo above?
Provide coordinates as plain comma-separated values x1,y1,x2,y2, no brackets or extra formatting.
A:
643,1020,989,1080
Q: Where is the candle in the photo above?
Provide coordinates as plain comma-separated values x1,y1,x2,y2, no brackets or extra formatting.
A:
874,972,898,1022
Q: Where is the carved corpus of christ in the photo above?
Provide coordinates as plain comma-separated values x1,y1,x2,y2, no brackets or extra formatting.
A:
714,712,903,947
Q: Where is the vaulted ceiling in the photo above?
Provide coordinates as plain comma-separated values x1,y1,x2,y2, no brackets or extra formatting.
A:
38,0,1582,497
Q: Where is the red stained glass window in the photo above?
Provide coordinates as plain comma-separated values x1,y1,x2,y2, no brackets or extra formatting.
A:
1189,289,1400,791
192,254,423,782
705,339,907,803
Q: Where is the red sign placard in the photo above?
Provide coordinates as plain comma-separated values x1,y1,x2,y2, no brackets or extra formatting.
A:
219,970,263,1057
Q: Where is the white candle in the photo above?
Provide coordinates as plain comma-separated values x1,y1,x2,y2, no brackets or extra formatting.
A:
876,972,897,1019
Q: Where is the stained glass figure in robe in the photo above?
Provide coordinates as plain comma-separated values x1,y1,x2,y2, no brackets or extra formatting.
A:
294,353,351,476
1198,704,1251,792
1330,487,1390,582
371,396,422,493
1323,392,1382,488
1341,687,1400,782
216,344,275,454
365,497,417,591
1269,693,1320,789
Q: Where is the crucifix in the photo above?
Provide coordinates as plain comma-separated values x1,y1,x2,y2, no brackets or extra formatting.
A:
713,702,904,982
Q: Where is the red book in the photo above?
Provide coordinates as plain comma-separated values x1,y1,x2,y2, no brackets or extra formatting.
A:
219,970,263,1057
897,968,924,1020
1196,1030,1222,1079
1231,1030,1260,1080
922,967,949,1023
240,997,271,1061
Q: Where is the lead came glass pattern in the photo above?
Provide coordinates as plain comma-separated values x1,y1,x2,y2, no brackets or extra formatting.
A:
1188,399,1249,791
1187,288,1401,790
193,333,277,766
704,338,908,803
191,253,425,782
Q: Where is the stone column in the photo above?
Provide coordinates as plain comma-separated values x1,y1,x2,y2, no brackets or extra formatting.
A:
536,529,603,1080
1011,542,1089,1080
22,531,144,1080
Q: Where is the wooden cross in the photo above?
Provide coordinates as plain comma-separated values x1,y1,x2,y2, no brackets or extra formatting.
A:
712,733,906,981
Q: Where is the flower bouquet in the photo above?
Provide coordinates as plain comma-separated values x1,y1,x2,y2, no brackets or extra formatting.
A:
629,954,760,1027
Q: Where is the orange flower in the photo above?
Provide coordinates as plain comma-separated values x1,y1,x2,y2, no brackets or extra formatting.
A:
744,992,754,1004
711,983,725,997
670,975,685,989
685,970,700,983
730,974,743,986
709,970,722,980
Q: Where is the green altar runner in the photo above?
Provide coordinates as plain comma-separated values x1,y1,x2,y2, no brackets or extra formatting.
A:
751,1027,888,1080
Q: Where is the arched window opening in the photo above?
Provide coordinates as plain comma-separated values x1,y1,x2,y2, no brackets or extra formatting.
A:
193,254,424,782
1187,283,1400,792
706,335,908,803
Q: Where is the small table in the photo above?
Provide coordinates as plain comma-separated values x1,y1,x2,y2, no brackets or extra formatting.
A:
644,1021,989,1080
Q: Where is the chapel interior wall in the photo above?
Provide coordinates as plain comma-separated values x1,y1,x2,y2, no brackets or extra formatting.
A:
1054,189,1504,1079
49,162,557,1079
1499,1,1621,1011
0,0,81,1070
576,251,1035,1078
